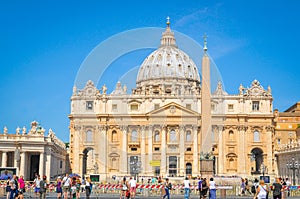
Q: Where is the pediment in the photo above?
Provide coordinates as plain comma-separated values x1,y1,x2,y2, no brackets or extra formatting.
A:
147,102,199,117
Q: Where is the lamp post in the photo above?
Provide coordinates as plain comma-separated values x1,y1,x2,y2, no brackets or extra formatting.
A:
286,157,299,185
130,156,141,182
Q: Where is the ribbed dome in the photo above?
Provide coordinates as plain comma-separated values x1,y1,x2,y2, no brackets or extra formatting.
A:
136,22,200,88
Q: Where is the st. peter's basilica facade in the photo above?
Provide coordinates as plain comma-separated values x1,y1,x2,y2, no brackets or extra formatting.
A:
69,21,275,180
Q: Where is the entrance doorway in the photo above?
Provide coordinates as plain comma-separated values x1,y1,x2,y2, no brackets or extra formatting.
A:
30,155,40,180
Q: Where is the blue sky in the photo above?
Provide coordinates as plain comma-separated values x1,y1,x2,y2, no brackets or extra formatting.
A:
0,0,299,142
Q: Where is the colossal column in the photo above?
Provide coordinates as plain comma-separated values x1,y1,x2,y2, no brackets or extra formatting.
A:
20,152,26,177
140,126,146,175
147,126,153,174
73,125,81,174
2,152,7,167
98,126,107,176
161,126,167,176
179,126,185,176
266,125,274,175
39,152,45,176
45,148,52,181
218,126,224,174
238,125,247,174
121,126,128,174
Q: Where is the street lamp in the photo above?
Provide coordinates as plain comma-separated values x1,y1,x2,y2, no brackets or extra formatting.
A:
286,157,299,185
130,156,141,182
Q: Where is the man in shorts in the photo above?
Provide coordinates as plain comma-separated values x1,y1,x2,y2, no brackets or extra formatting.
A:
34,175,41,197
128,177,137,199
62,173,71,199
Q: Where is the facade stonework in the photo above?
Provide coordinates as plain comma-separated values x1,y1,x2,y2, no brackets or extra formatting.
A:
69,22,275,180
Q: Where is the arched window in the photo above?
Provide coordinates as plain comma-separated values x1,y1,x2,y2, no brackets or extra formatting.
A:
170,129,176,142
186,163,192,175
112,130,117,142
154,131,160,142
226,153,237,171
86,130,93,143
253,130,260,142
229,130,234,140
131,130,138,142
186,130,192,142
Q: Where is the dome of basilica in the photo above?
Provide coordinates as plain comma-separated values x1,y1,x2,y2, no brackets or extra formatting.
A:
136,21,200,88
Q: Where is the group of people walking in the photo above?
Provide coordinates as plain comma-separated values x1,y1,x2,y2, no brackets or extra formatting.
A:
251,177,291,199
55,173,92,199
120,176,137,199
119,176,217,199
5,175,26,199
5,173,93,199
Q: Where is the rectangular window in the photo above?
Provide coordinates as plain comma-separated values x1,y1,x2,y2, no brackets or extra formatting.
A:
186,104,191,110
131,148,137,151
168,156,177,176
86,101,93,110
211,104,215,111
186,147,192,152
130,104,138,111
112,104,117,111
60,160,63,169
154,104,160,110
252,101,260,111
228,104,234,111
154,166,160,176
154,147,160,151
277,139,281,145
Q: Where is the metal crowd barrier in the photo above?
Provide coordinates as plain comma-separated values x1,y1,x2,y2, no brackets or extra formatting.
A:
1,181,300,197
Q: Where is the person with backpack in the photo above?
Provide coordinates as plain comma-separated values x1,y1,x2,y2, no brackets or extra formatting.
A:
272,178,283,199
201,178,208,198
85,177,92,199
39,175,47,199
120,177,129,199
62,173,71,199
252,178,259,195
198,177,203,199
9,175,18,199
162,178,172,199
254,180,269,199
6,176,11,199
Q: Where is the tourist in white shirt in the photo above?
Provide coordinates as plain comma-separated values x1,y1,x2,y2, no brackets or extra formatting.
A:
255,180,269,199
183,177,190,199
285,178,291,197
62,173,71,199
129,177,137,199
208,177,216,199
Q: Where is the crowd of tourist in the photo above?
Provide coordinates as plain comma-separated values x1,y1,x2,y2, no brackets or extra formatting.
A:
3,173,93,199
118,175,217,199
239,177,292,199
1,173,295,199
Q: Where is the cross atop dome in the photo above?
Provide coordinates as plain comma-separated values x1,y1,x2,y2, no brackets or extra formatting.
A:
160,17,177,47
166,16,170,26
